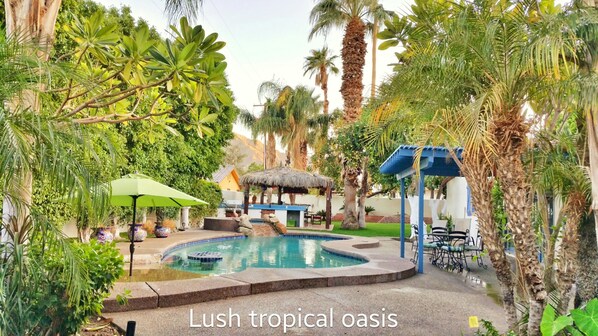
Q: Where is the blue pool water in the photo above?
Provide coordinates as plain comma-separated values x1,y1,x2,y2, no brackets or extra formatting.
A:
163,236,366,276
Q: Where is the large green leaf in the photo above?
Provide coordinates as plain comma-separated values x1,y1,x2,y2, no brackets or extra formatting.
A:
540,304,573,336
571,299,598,336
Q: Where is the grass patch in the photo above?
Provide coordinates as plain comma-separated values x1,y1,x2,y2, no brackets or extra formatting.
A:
293,221,411,238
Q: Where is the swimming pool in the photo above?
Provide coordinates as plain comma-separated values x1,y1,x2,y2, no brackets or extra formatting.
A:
163,235,366,276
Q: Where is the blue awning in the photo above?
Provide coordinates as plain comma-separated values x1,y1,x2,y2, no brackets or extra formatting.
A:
379,145,463,178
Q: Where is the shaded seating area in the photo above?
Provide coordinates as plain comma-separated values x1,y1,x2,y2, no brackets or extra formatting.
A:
240,166,334,229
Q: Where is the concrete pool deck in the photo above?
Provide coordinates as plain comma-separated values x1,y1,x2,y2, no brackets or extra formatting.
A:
104,230,416,313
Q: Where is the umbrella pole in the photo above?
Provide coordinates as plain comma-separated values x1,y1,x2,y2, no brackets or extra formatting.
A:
129,196,139,277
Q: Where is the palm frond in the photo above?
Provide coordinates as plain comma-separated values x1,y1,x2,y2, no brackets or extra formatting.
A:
165,0,202,22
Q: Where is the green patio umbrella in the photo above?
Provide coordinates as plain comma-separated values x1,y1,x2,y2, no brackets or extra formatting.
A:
111,173,207,276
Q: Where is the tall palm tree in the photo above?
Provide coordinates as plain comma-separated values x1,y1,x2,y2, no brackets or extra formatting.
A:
309,0,379,230
309,0,378,123
303,47,339,116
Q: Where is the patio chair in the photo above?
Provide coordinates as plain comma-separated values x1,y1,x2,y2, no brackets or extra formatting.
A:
464,232,487,268
437,231,469,272
411,226,443,265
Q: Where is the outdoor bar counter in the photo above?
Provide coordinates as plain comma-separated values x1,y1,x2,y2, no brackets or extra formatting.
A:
246,203,309,227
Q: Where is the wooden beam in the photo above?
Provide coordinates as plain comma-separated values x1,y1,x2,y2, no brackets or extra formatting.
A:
243,186,249,214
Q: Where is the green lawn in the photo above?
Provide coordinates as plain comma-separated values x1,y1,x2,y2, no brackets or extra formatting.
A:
291,221,411,238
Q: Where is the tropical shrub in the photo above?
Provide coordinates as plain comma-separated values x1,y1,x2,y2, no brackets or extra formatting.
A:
162,219,177,232
142,220,155,235
0,216,123,335
190,180,223,223
540,299,598,336
365,206,376,215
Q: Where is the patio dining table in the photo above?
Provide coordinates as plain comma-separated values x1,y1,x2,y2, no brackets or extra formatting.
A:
428,231,469,272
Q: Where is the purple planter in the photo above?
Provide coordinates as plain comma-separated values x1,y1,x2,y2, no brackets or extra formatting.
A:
96,227,114,244
154,225,170,238
128,224,147,242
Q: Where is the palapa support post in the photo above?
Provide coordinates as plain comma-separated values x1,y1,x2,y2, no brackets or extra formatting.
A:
243,186,249,214
325,186,332,229
128,195,139,277
278,186,283,205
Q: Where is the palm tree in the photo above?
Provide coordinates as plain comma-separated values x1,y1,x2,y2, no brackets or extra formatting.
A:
279,86,322,170
303,47,339,116
372,1,580,334
309,0,379,122
238,99,286,170
258,81,323,170
309,0,380,230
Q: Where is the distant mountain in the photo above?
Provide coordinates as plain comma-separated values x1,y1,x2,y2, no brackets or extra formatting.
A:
225,133,286,171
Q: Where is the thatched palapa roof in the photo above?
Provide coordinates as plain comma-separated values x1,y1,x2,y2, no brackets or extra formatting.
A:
240,166,333,189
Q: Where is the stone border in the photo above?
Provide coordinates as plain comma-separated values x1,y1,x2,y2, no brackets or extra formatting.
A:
104,232,415,312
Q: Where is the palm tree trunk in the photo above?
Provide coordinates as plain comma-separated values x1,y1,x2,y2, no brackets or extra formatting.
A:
3,0,61,231
493,118,546,336
357,157,369,229
340,17,366,229
537,191,557,290
556,193,584,314
266,132,276,169
587,113,598,249
371,18,378,98
342,163,360,229
461,157,519,332
298,140,308,170
341,17,366,123
321,65,329,116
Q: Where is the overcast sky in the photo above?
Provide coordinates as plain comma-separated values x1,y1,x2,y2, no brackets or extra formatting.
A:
94,0,570,138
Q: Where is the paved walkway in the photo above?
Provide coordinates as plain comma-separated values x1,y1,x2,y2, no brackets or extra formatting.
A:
106,239,507,335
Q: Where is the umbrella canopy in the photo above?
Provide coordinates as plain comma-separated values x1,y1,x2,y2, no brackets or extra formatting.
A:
110,173,207,207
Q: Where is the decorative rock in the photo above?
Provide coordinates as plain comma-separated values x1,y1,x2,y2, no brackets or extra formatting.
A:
268,214,280,224
239,227,254,237
275,222,288,234
238,214,252,229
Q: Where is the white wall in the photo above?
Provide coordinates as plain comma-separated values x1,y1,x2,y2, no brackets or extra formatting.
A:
220,190,445,218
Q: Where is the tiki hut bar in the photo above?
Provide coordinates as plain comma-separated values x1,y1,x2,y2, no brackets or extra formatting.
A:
240,167,334,229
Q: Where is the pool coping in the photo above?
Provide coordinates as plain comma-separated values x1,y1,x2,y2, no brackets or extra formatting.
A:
103,231,416,312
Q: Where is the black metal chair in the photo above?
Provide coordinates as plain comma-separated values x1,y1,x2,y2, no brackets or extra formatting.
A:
411,226,445,265
465,232,487,268
437,231,469,272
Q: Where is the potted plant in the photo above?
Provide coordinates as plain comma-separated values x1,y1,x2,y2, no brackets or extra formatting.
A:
128,223,147,242
153,208,170,238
